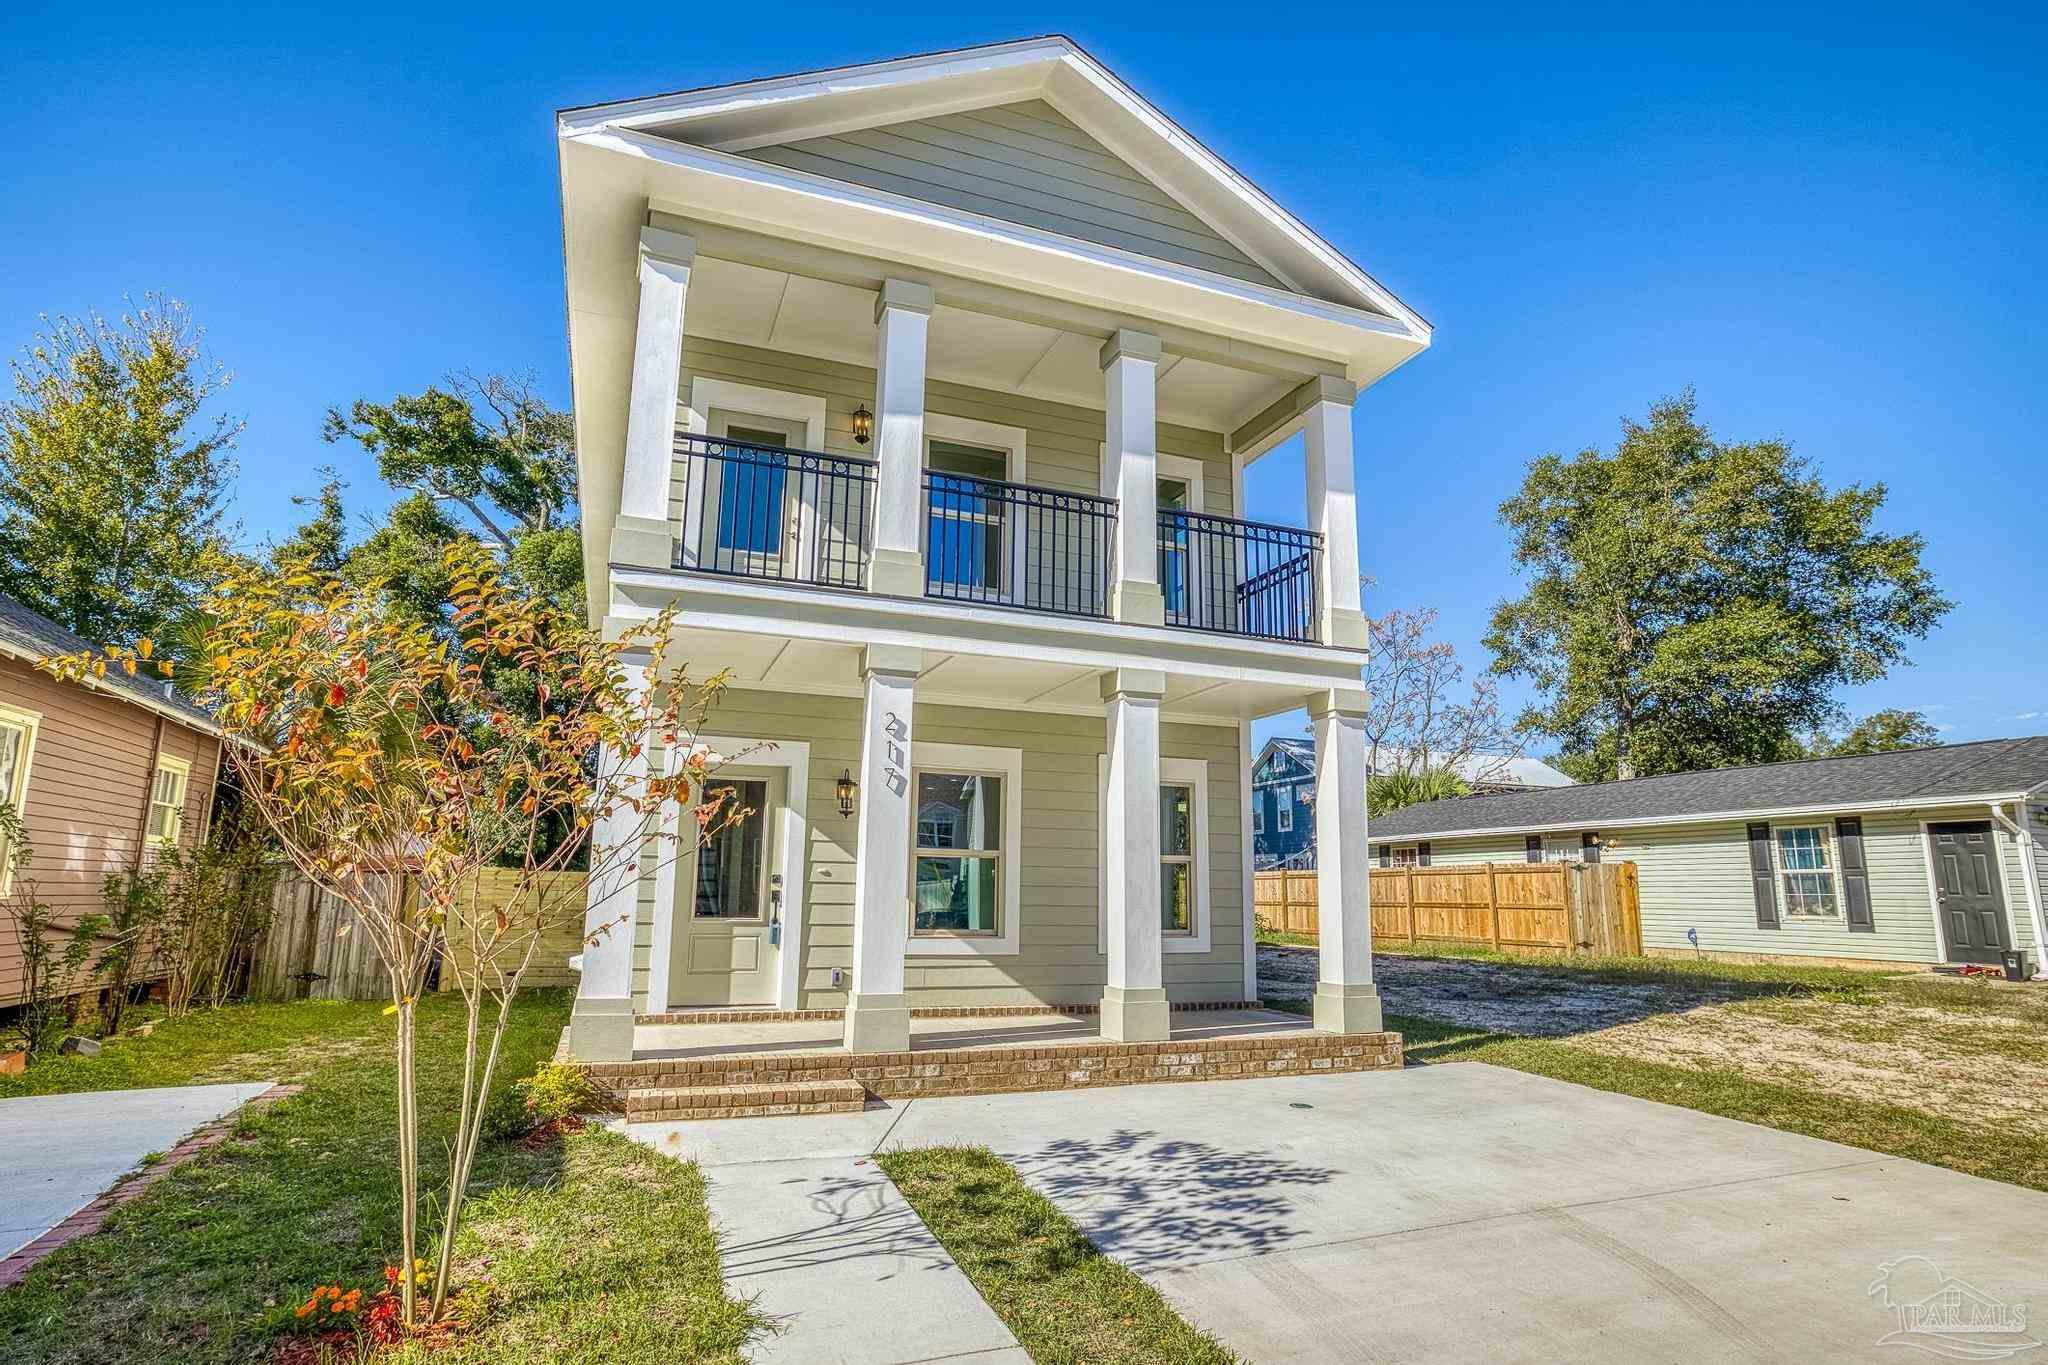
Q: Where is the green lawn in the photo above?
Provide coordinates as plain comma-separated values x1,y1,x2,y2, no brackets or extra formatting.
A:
0,990,761,1365
880,1147,1238,1365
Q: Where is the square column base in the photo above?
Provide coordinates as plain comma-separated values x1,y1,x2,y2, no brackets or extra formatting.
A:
1313,982,1384,1035
844,991,912,1053
609,514,675,570
868,548,925,597
568,997,635,1062
1100,985,1171,1042
1324,606,1369,649
1112,579,1165,626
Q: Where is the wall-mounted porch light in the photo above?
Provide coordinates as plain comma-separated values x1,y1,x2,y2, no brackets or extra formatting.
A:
851,404,873,446
836,769,859,818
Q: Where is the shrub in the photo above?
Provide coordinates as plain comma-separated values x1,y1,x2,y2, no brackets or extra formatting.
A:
515,1061,598,1126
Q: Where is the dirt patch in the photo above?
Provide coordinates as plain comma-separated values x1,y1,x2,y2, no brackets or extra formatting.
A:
1257,944,1739,1036
194,1035,371,1086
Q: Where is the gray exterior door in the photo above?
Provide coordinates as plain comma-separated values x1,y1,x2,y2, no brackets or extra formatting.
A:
1927,822,2012,964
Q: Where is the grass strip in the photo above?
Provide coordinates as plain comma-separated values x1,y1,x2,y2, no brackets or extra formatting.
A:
879,1146,1240,1365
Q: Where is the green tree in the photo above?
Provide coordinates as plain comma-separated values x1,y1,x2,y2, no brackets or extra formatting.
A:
1366,768,1470,817
0,297,239,646
268,468,350,575
323,371,580,612
1815,708,1944,757
1486,390,1951,781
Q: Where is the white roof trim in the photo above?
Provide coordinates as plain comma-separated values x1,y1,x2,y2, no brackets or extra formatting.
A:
1386,792,2030,844
557,36,1429,343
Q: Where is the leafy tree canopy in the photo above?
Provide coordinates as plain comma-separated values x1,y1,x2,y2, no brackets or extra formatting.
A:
1812,708,1945,757
1487,390,1951,782
0,297,239,647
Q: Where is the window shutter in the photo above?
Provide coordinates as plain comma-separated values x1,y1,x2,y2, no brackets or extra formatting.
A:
1525,835,1543,864
1417,841,1432,867
1581,833,1601,863
1835,817,1874,932
1376,844,1390,867
1747,822,1780,929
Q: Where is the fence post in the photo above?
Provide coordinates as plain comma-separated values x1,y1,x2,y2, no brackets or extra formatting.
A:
1403,866,1417,942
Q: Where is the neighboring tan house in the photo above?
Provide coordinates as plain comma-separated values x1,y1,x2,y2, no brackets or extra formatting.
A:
559,37,1430,1058
1367,739,2048,972
0,594,224,1004
1250,735,1570,867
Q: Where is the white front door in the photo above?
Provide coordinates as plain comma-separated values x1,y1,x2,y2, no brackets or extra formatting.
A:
671,766,785,1007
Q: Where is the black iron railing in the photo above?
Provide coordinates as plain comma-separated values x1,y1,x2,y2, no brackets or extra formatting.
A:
1158,510,1323,643
672,433,875,589
923,471,1118,618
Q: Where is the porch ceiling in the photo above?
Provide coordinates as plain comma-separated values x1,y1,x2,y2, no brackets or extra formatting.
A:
684,254,1292,434
657,623,1314,723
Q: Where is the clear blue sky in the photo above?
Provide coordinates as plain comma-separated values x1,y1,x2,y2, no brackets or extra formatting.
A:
6,3,2044,754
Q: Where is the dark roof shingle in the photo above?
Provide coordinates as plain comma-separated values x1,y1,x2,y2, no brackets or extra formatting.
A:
0,593,218,733
1369,737,2048,839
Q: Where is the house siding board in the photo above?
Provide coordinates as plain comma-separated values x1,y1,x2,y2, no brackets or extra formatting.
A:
741,100,1284,288
638,686,1245,1010
0,654,220,1002
669,336,1232,527
1423,807,2034,964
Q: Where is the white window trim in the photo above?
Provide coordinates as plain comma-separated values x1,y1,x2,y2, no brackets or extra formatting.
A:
1097,444,1206,510
907,740,1023,958
927,413,1027,482
1773,822,1840,918
682,377,827,450
0,702,42,894
1096,754,1212,955
1276,795,1294,833
148,753,193,849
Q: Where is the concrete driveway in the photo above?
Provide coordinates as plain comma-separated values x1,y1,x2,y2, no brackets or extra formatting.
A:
0,1082,274,1257
634,1064,2048,1364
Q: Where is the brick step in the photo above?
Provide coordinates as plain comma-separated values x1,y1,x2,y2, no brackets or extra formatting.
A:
596,1030,1404,1114
626,1078,870,1122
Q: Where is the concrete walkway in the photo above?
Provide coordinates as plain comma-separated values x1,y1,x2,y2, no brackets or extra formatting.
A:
630,1064,2048,1364
0,1081,275,1257
629,1108,1026,1365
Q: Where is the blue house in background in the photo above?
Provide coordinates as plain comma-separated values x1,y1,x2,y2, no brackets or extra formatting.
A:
1252,737,1574,868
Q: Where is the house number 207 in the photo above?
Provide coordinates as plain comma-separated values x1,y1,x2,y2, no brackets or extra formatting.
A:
881,712,908,798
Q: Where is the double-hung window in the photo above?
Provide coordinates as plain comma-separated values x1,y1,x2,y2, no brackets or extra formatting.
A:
0,706,38,890
1775,825,1839,916
1251,798,1264,835
1161,783,1195,934
912,771,1003,936
1276,794,1294,833
148,755,191,849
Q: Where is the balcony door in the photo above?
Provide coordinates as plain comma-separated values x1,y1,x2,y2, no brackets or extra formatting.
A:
671,767,785,1007
700,411,802,576
926,439,1013,603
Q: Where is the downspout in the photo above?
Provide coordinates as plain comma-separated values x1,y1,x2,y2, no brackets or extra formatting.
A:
1988,780,2048,980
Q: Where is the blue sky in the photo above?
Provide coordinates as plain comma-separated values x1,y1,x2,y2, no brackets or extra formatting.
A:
6,3,2044,754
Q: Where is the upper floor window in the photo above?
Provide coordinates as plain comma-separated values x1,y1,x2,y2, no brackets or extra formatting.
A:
148,755,192,849
1276,795,1294,833
1251,799,1264,835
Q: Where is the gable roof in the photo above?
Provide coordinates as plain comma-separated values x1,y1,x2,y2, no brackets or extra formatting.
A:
1254,737,1572,790
557,35,1430,340
0,593,221,737
1369,737,2048,840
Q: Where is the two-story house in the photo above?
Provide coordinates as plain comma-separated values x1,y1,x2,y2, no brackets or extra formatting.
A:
559,37,1430,1061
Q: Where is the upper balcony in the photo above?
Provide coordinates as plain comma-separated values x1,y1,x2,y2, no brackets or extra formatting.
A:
670,431,1326,645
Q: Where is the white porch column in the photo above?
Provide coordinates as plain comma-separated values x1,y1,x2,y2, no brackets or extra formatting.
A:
1310,687,1383,1033
1101,667,1170,1041
611,226,696,570
869,279,933,597
1301,375,1367,648
1101,329,1163,626
569,648,655,1060
845,644,921,1052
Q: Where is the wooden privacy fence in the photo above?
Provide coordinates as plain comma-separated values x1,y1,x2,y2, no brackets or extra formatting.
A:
1256,861,1642,957
249,868,591,1002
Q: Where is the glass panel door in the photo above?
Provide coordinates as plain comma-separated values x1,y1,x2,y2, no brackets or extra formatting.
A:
926,441,1009,597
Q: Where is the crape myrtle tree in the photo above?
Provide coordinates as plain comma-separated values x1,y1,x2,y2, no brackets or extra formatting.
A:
1486,390,1952,781
1358,599,1521,781
44,541,738,1330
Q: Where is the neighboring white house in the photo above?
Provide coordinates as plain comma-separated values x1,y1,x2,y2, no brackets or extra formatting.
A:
1367,739,2048,973
558,37,1431,1059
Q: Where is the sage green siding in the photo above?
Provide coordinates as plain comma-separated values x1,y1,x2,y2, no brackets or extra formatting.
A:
668,337,1232,522
1416,807,2041,964
652,686,1246,1009
742,100,1283,288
